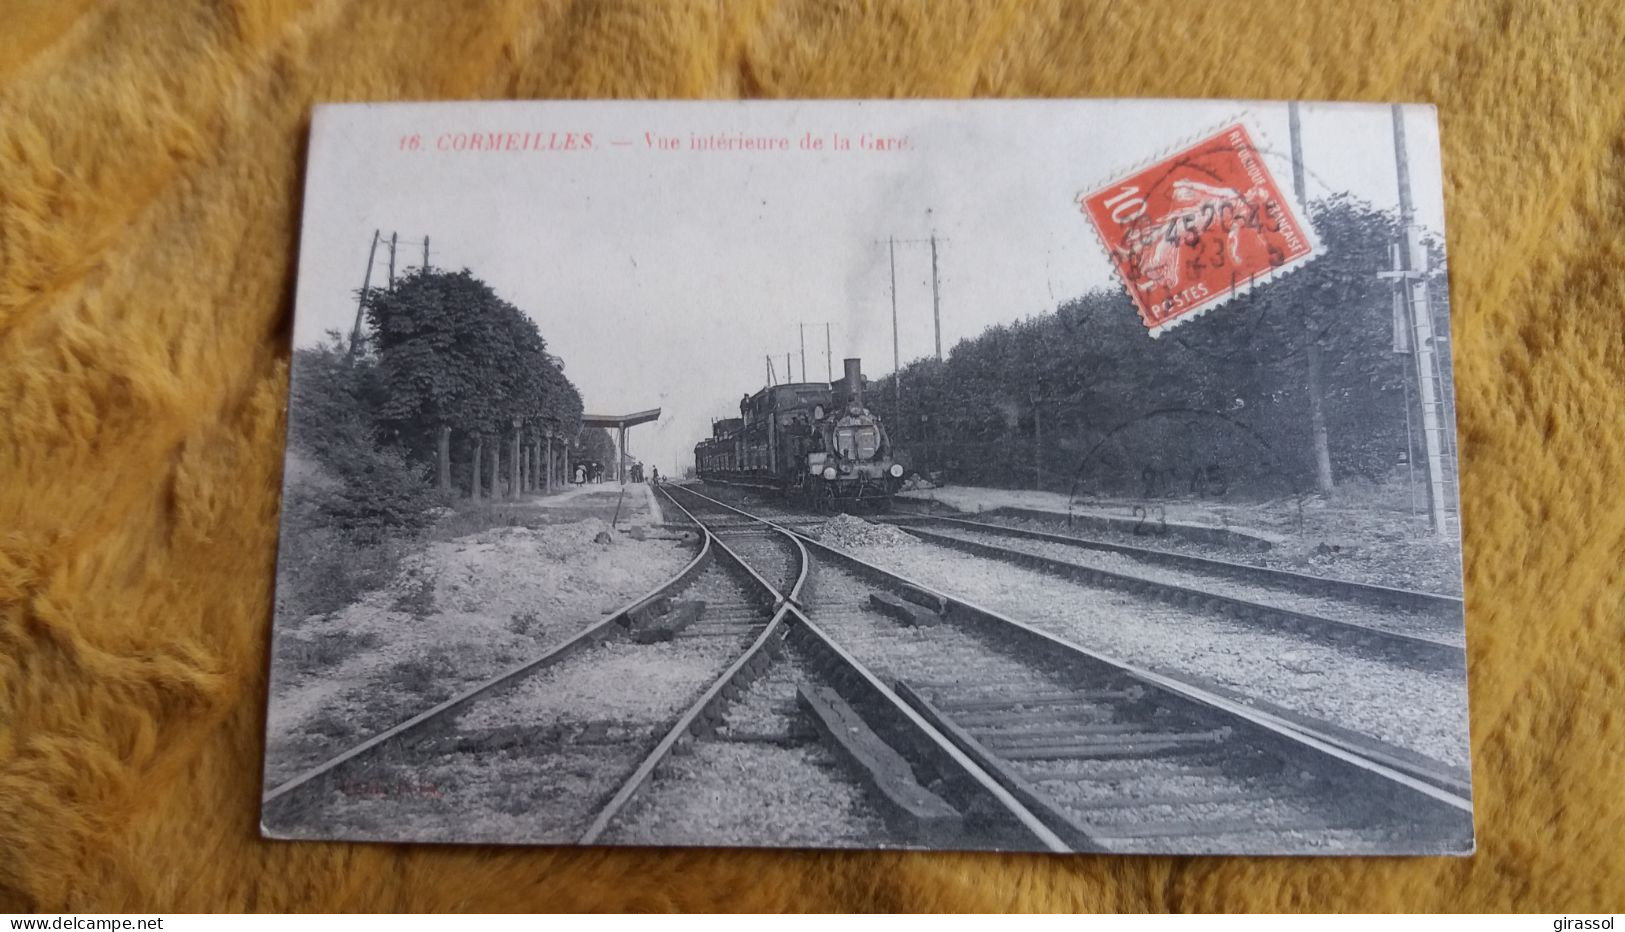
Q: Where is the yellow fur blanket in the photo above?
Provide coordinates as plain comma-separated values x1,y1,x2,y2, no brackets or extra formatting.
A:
2,0,1621,912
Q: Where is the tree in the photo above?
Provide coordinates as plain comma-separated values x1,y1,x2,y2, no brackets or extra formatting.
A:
865,196,1425,498
364,268,587,501
365,269,517,493
529,355,583,489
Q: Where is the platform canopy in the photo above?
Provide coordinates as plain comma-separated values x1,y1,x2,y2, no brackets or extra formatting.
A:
580,408,661,430
580,408,661,482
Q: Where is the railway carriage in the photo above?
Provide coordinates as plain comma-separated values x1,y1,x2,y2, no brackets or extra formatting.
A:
694,358,905,510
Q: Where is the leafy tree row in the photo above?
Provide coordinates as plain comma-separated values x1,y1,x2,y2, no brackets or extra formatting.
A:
363,268,585,499
867,196,1455,500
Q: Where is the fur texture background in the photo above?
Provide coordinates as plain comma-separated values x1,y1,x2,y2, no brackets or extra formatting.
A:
2,0,1622,912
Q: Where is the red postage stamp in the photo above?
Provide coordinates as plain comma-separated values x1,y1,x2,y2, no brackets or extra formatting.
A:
1079,120,1321,336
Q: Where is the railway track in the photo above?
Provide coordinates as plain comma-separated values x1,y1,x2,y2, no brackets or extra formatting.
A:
674,484,1474,854
657,484,1072,851
890,511,1463,617
717,485,1463,668
885,521,1465,670
694,482,1471,792
260,522,786,844
264,488,1066,850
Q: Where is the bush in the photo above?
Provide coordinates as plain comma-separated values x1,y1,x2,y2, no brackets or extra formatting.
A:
288,339,437,542
274,481,414,622
274,339,438,624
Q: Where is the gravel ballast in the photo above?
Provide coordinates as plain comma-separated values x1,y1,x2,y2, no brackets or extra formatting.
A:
825,536,1472,769
919,524,1464,645
604,644,890,848
265,519,695,784
797,560,1440,852
605,742,889,847
273,563,771,843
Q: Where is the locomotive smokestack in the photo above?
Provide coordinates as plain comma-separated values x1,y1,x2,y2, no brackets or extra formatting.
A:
843,358,863,410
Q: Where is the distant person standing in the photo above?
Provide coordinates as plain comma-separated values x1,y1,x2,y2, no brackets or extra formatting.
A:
574,463,585,485
651,467,660,485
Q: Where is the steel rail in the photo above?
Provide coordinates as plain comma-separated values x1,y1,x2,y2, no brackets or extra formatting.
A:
261,531,713,808
696,482,1470,795
676,486,1473,847
693,483,1461,667
893,523,1465,671
702,487,1475,798
650,484,1072,852
806,530,1473,813
890,512,1463,615
1135,663,1473,796
780,606,1072,853
577,486,809,842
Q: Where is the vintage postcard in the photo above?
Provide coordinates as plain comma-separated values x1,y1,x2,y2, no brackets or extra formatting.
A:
264,99,1472,855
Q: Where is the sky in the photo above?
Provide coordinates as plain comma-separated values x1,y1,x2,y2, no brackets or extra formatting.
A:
292,99,1448,475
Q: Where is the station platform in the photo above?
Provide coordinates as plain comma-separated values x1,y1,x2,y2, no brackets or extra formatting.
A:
514,482,664,529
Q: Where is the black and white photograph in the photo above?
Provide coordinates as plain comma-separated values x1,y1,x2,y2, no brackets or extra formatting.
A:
262,99,1473,855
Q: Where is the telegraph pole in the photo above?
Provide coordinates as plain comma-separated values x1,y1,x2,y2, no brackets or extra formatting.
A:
1290,102,1335,495
825,323,832,382
800,324,807,383
1032,383,1044,492
889,236,900,409
387,231,398,289
347,230,381,360
874,233,947,369
930,233,942,361
873,233,945,400
1382,104,1452,537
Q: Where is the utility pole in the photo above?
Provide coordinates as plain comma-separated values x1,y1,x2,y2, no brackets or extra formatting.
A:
765,355,775,387
422,235,430,271
787,352,793,384
800,324,807,384
347,229,380,360
889,236,900,411
1033,399,1043,491
1290,102,1335,495
873,233,947,383
930,233,942,361
386,231,398,289
1381,104,1452,538
1031,377,1046,492
825,322,832,382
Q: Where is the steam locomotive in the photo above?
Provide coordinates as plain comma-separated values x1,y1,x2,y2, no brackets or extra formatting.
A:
694,358,905,510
